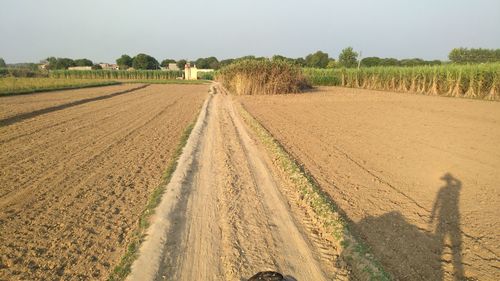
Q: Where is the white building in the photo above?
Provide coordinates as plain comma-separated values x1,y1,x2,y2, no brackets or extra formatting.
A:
68,66,92,71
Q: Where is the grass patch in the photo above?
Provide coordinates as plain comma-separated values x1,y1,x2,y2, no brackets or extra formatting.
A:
0,77,120,96
238,103,391,281
107,121,196,281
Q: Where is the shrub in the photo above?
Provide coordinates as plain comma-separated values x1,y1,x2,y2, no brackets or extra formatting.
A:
216,59,311,95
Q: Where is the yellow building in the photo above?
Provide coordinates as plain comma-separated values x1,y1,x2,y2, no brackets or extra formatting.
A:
184,63,198,80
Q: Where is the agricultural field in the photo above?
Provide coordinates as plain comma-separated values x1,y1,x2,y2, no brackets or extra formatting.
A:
0,84,207,280
49,70,183,80
238,86,500,280
0,77,120,96
303,63,500,100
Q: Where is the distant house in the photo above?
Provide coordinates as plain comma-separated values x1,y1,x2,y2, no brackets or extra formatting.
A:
184,63,198,80
184,63,215,80
38,61,49,70
99,63,119,70
168,63,179,71
68,66,92,71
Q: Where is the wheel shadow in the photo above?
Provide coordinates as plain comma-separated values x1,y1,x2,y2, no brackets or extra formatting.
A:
353,173,466,280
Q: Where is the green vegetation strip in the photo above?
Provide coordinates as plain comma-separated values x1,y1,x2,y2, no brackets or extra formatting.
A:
108,122,195,281
303,63,500,101
0,78,120,96
238,104,391,281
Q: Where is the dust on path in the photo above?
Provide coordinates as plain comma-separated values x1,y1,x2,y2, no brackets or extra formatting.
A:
238,86,500,281
128,86,344,281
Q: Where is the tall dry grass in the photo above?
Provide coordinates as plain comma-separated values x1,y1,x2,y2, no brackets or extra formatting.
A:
216,59,310,95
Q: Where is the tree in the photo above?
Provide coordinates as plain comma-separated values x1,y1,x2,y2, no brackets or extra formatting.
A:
203,56,220,69
132,53,160,70
294,57,306,67
161,59,176,67
380,58,399,66
74,58,93,66
326,59,337,68
219,59,234,68
195,57,219,69
400,58,425,67
338,47,358,68
360,57,381,67
449,48,500,64
92,64,102,70
0,58,6,68
305,51,329,68
46,57,75,70
176,59,187,69
116,54,133,70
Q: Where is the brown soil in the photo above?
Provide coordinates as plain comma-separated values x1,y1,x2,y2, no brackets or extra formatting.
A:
238,86,500,281
127,86,348,281
0,84,207,280
0,84,141,120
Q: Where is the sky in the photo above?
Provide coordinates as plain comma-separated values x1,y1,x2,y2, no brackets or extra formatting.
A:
1,0,499,64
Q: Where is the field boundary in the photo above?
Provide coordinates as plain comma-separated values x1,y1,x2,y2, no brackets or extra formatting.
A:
0,80,121,97
237,101,392,281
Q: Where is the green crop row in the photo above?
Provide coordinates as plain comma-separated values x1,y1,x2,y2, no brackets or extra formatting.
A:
304,63,500,100
49,70,183,80
0,77,119,96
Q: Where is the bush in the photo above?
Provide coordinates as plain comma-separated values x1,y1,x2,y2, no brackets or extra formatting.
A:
216,59,310,95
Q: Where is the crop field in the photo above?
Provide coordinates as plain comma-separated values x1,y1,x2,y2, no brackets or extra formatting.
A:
238,86,500,280
0,84,207,280
49,70,183,80
304,63,500,100
0,77,120,96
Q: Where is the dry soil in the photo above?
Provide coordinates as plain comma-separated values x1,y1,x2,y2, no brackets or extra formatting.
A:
0,84,207,280
238,86,500,281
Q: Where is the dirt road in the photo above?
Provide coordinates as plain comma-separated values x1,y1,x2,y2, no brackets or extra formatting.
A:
238,86,500,280
128,86,345,281
0,84,207,280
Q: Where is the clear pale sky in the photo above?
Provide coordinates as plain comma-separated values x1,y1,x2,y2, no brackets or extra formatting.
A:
1,0,499,63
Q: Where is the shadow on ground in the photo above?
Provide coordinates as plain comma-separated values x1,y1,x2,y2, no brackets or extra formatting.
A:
353,173,467,280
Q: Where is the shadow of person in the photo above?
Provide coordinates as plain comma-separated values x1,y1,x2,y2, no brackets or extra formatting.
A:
350,173,465,281
429,173,465,280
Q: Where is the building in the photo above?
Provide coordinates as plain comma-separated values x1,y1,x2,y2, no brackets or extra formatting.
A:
168,63,179,71
68,66,92,71
184,63,198,80
99,63,119,70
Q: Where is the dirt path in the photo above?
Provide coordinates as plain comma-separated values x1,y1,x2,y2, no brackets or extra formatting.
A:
238,86,500,280
0,84,207,281
128,86,342,281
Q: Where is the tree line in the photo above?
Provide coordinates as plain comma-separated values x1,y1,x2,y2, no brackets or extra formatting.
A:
2,47,499,73
448,48,500,64
44,57,102,70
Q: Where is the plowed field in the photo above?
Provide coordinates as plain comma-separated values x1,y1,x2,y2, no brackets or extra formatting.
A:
238,86,500,281
0,84,207,280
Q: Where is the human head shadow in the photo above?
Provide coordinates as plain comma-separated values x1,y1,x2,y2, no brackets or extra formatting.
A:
350,173,465,280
